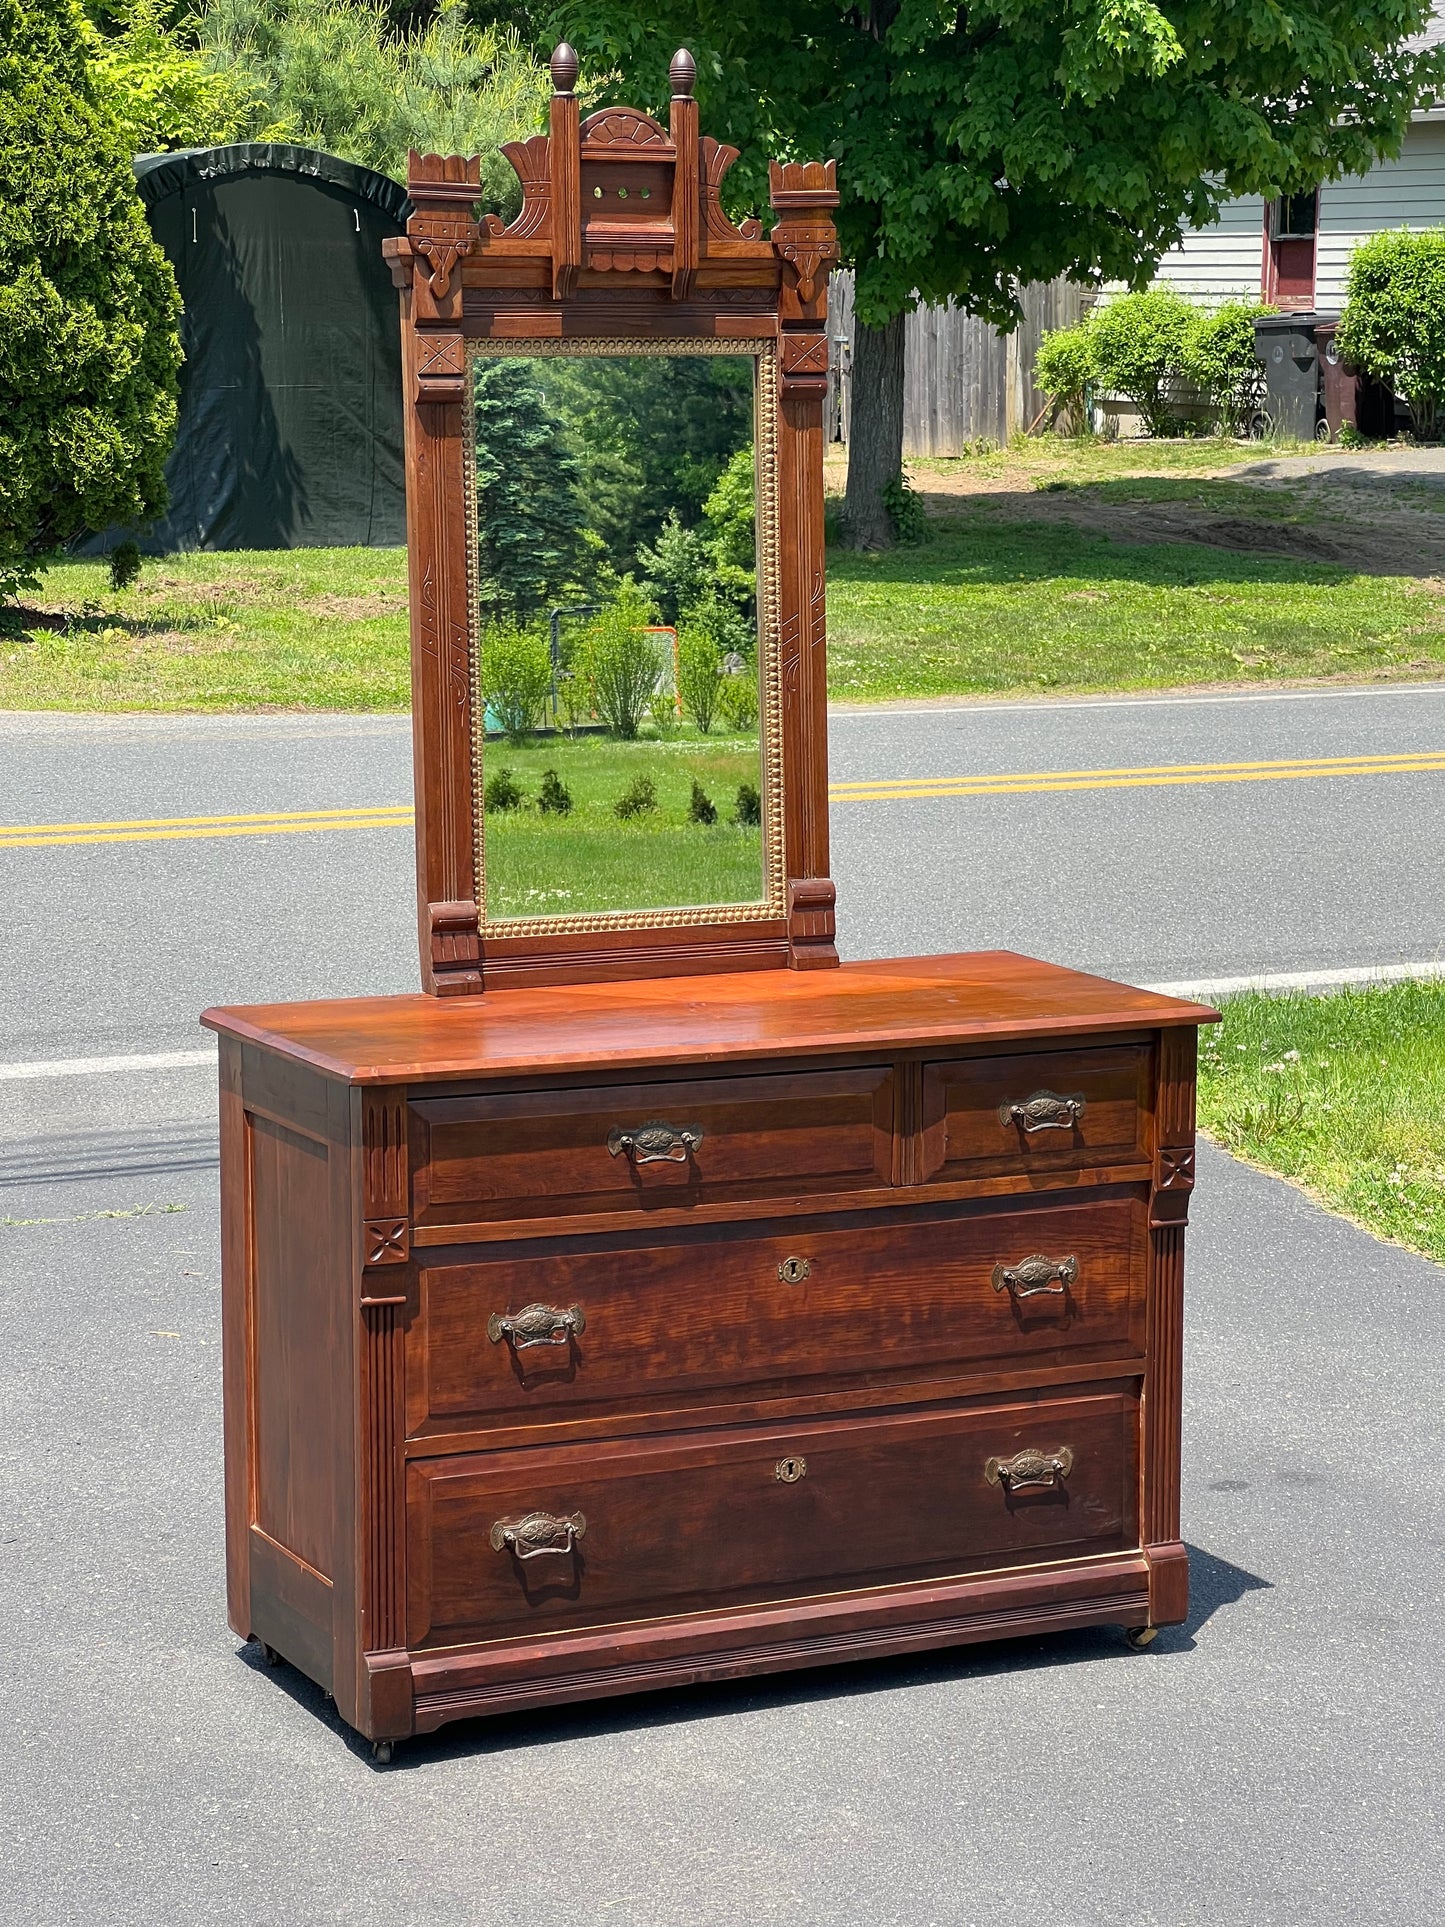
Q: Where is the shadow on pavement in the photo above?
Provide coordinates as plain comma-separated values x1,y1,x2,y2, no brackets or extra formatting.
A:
241,1540,1272,1772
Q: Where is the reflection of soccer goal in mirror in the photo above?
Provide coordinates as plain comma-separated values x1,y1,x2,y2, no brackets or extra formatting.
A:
466,343,778,929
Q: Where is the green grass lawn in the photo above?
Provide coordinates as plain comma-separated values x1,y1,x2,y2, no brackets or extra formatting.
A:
8,437,1445,710
478,733,763,918
1198,981,1445,1265
3,549,412,710
827,516,1445,701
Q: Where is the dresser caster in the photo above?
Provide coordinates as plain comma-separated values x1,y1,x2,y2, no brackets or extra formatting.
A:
1125,1625,1158,1650
370,1739,395,1765
259,1642,281,1667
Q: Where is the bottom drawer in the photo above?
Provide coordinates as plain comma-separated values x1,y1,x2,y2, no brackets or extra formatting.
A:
406,1388,1138,1649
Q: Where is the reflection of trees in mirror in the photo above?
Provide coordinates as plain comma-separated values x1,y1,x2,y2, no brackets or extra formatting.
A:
471,361,590,623
481,735,764,919
532,354,754,577
471,352,758,711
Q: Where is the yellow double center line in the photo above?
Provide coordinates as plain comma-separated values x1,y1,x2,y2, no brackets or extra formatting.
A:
0,751,1440,847
831,749,1445,803
0,805,413,850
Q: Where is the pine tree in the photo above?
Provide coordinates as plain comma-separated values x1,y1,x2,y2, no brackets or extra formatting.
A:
0,0,182,599
472,357,589,623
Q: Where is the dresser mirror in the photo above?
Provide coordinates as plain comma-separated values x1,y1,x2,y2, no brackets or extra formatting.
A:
466,340,783,931
389,47,841,992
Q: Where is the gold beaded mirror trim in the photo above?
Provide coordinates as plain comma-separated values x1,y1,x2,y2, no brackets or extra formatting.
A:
462,336,786,938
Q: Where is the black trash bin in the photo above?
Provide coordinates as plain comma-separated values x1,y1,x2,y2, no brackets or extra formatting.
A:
1253,312,1321,439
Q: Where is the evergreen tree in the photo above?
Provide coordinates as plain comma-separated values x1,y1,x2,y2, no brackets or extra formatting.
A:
0,0,182,600
472,358,589,622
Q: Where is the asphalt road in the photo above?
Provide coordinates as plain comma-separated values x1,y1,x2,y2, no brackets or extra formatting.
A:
2,682,1443,1923
3,681,1444,1063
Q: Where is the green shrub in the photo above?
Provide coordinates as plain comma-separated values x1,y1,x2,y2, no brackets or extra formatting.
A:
1033,324,1094,430
676,625,722,733
538,768,572,815
108,540,142,593
0,0,182,601
1087,290,1194,437
687,780,717,825
717,668,759,733
94,0,254,152
478,620,552,744
1182,300,1271,435
1337,229,1445,435
733,782,761,827
614,774,657,820
576,587,660,739
636,510,712,625
700,443,757,604
882,472,927,544
484,766,523,811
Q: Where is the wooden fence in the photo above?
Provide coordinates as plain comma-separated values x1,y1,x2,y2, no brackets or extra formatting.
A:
827,273,1085,454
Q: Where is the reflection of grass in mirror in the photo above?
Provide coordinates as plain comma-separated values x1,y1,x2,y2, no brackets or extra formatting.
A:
481,733,763,918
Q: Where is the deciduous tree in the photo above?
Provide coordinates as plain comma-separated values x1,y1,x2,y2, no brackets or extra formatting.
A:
557,1,1445,545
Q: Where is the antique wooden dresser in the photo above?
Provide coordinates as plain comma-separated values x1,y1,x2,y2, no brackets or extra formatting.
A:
205,959,1210,1756
205,51,1215,1758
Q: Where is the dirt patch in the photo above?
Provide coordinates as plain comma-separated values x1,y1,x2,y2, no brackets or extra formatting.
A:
302,593,408,619
917,473,1445,576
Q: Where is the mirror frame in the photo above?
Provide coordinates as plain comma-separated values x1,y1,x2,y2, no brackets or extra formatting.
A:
385,46,840,994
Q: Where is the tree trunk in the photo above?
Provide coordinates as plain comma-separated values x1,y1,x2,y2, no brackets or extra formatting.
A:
841,311,906,550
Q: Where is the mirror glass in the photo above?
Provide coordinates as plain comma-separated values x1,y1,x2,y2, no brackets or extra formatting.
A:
467,345,774,927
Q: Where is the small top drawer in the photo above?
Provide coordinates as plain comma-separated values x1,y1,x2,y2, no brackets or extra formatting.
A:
411,1066,895,1229
922,1045,1150,1183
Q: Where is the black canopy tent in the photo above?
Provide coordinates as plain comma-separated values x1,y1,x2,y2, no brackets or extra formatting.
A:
86,144,410,553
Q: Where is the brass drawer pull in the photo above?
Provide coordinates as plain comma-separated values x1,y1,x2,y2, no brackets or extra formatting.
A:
991,1253,1078,1299
985,1446,1074,1490
607,1119,704,1164
489,1510,587,1560
998,1090,1086,1133
487,1302,585,1350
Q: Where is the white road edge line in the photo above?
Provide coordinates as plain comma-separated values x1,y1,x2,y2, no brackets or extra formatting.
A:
1141,961,1445,1000
828,683,1445,720
0,1048,217,1082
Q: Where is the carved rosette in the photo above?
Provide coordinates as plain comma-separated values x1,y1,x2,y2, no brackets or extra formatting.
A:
780,331,829,395
415,332,465,405
361,1093,410,1287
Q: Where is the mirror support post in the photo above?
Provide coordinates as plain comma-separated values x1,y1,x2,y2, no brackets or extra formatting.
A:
771,163,841,969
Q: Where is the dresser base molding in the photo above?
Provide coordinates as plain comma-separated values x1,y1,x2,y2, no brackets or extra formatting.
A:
406,1553,1155,1735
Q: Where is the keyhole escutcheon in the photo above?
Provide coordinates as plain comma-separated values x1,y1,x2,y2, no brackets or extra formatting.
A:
775,1456,807,1484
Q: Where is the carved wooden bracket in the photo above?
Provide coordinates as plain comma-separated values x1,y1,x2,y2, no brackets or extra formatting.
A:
769,161,840,325
404,154,482,322
788,877,838,968
428,898,482,996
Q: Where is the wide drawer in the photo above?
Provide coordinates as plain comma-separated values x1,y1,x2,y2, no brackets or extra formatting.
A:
410,1066,895,1230
922,1045,1151,1183
406,1389,1139,1648
406,1196,1146,1438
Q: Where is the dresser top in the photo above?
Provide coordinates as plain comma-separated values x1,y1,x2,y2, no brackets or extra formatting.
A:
201,952,1216,1086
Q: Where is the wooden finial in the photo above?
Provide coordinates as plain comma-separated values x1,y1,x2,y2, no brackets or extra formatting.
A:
550,42,579,95
669,48,696,98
